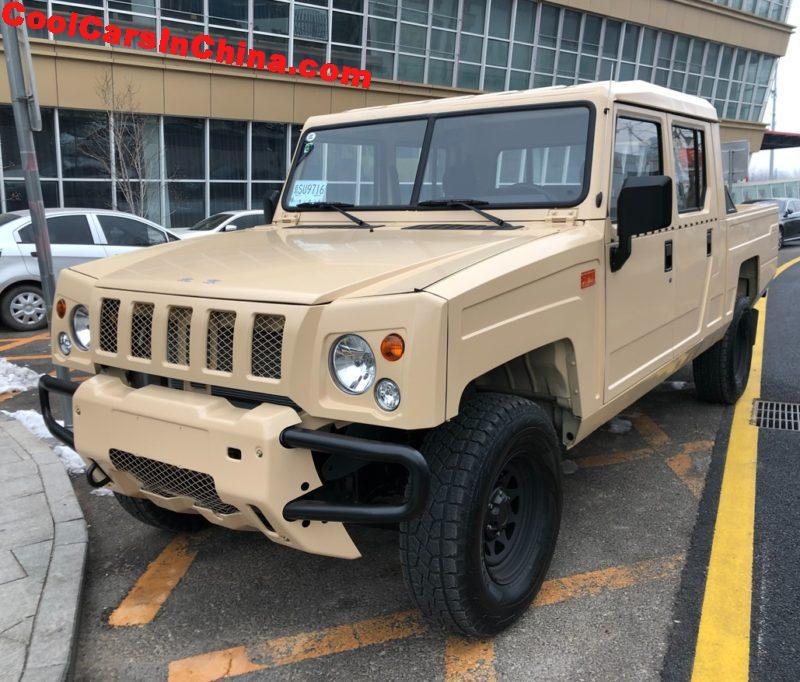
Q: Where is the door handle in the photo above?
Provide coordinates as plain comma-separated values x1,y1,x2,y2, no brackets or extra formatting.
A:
664,240,673,273
30,251,37,257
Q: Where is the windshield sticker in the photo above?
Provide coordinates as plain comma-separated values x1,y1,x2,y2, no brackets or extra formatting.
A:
290,180,327,206
307,132,316,142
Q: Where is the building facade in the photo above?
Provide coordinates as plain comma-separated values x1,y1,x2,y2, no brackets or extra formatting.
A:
0,0,794,227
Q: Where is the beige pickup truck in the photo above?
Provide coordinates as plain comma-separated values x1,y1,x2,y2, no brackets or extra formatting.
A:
42,81,777,636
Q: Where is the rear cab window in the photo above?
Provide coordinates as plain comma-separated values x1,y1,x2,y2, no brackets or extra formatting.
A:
671,125,707,213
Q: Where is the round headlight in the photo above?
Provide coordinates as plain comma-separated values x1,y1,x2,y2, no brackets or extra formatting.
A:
375,379,401,411
57,332,72,356
71,305,91,350
330,334,376,394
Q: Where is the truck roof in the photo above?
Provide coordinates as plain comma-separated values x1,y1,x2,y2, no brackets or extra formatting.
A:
306,80,718,129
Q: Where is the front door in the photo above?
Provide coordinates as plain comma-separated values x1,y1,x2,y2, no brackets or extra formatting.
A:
605,109,676,402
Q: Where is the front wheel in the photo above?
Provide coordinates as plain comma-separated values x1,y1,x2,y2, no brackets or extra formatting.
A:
399,393,562,636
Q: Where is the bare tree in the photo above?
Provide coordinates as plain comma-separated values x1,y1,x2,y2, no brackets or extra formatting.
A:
79,73,162,218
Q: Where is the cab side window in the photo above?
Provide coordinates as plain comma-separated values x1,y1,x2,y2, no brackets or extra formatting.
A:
671,126,706,212
98,215,167,247
610,118,663,221
18,215,94,244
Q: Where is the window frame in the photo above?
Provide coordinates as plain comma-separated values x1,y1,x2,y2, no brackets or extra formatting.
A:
670,123,707,214
282,100,597,213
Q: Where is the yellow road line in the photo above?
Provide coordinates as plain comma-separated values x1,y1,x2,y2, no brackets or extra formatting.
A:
168,554,682,682
691,296,766,681
445,637,496,682
109,534,201,627
667,441,715,499
0,332,49,353
776,254,800,277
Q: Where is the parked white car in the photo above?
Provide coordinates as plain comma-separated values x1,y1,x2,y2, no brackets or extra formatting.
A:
170,210,265,239
0,208,181,331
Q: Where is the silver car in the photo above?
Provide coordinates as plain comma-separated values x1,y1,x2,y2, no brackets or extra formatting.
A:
0,208,180,331
170,210,265,239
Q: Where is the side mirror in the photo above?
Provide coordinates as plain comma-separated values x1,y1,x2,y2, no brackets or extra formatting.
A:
223,223,238,232
611,175,673,272
263,187,282,225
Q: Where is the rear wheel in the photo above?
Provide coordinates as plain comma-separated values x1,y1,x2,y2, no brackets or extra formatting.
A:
693,295,754,404
1,284,46,331
399,393,562,636
114,493,209,532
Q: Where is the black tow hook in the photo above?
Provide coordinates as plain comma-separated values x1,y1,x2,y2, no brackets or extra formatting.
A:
86,461,111,488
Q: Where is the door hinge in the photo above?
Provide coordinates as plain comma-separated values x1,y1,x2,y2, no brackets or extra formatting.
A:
544,209,579,226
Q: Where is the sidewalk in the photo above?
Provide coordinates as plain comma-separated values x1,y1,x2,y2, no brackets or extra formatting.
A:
0,416,87,681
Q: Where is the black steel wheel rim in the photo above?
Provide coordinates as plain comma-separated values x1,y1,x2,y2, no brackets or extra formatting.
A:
482,448,542,586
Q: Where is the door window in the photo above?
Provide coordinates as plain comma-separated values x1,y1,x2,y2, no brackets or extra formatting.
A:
671,126,706,212
18,215,95,244
610,117,663,221
98,215,167,246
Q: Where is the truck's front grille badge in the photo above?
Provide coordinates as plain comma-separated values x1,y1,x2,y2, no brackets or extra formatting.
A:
109,449,238,515
99,298,120,353
751,400,800,431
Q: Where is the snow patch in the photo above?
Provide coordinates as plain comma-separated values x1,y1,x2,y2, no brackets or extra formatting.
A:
3,409,86,475
605,416,633,434
90,487,114,497
0,357,41,394
665,381,691,391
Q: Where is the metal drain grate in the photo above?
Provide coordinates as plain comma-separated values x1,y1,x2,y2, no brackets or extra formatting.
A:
751,400,800,431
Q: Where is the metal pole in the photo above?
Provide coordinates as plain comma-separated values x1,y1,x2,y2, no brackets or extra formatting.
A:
769,75,777,181
1,6,73,425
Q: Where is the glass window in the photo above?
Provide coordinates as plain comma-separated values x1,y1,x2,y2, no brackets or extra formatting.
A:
400,23,427,54
19,214,94,245
161,0,202,21
429,60,454,87
210,120,246,181
167,182,205,228
0,106,57,178
115,115,161,180
165,117,205,180
208,0,247,28
611,118,662,220
98,215,166,246
462,0,486,34
460,34,483,62
332,12,362,45
538,5,560,48
401,0,428,23
253,33,289,57
457,63,481,89
561,10,581,52
285,120,426,208
369,0,397,19
397,55,424,82
366,50,394,78
672,126,706,212
368,18,395,49
293,40,326,66
62,181,112,209
294,6,328,41
252,123,287,181
116,183,162,224
254,0,290,34
483,68,507,92
4,181,59,212
430,30,456,58
514,0,536,43
330,45,362,69
512,44,533,70
583,16,603,56
488,0,512,39
252,182,284,209
59,110,110,179
486,40,509,67
419,106,592,206
432,0,458,29
211,183,247,214
334,0,363,10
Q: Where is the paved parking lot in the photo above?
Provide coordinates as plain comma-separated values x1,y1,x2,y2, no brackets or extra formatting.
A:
1,247,798,681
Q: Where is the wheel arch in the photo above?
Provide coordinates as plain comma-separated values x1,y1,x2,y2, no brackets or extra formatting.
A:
0,277,43,301
737,256,759,300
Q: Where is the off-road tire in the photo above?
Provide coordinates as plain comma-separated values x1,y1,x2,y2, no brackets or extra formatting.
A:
1,283,47,331
114,493,208,532
693,295,754,404
399,393,562,636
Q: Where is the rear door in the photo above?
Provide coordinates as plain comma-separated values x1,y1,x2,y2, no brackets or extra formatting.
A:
16,213,106,276
668,117,720,356
604,108,676,401
94,214,169,257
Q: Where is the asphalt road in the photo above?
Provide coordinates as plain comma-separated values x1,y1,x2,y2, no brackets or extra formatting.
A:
0,246,797,681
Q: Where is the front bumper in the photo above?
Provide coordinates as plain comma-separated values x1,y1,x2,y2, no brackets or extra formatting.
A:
38,374,429,559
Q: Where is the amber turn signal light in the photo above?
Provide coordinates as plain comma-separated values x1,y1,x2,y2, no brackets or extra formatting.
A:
380,334,405,361
55,298,67,319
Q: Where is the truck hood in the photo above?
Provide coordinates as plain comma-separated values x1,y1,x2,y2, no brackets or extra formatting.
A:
71,226,553,304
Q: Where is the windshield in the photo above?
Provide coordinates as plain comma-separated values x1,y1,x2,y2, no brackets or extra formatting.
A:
189,213,233,231
284,105,592,211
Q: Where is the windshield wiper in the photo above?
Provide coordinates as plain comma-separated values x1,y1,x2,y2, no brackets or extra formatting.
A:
417,200,516,229
295,202,376,229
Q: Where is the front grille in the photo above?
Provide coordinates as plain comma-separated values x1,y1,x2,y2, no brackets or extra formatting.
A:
167,306,192,366
99,298,120,353
131,303,154,359
109,448,238,515
751,400,800,431
206,311,236,373
251,314,284,379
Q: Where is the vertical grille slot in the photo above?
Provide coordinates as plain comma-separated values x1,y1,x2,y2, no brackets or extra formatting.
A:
206,311,236,373
251,314,285,379
166,306,192,366
99,298,120,353
130,303,154,359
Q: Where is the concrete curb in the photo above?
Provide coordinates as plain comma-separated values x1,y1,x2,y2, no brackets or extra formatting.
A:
0,417,87,682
